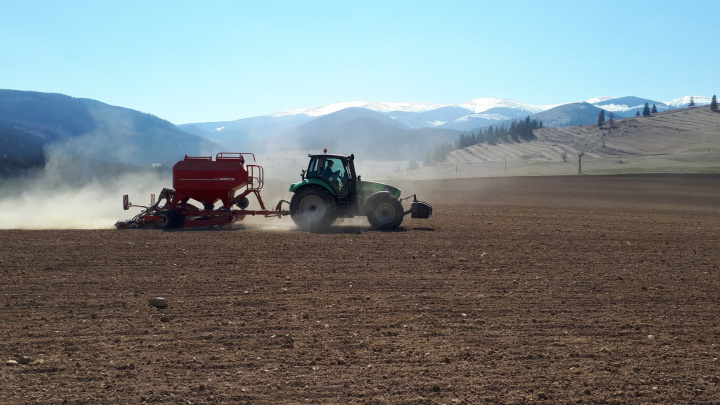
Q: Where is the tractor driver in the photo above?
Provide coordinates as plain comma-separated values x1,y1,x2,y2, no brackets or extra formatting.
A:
322,159,345,191
322,160,336,179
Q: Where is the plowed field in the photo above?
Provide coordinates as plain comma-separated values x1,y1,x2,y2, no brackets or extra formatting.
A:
2,174,720,404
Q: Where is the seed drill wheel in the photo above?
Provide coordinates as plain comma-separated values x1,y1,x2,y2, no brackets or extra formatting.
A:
367,195,404,230
153,209,184,229
234,196,250,210
290,185,338,231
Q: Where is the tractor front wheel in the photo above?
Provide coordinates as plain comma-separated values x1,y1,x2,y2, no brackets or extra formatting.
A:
290,186,338,231
367,196,404,230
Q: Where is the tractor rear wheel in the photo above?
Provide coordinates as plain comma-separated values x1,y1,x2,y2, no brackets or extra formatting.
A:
367,195,404,230
154,209,184,229
290,186,338,231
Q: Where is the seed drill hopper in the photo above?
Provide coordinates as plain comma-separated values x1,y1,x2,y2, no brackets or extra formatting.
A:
115,152,289,229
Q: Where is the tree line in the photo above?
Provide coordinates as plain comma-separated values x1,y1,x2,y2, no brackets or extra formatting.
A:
415,117,543,167
456,116,543,149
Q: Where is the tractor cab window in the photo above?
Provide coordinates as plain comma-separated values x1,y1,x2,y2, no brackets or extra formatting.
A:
306,158,321,178
317,157,348,195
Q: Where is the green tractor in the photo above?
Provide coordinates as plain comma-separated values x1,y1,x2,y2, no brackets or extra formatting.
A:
288,152,432,230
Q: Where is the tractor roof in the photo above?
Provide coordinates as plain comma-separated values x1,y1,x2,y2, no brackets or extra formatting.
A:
308,153,354,160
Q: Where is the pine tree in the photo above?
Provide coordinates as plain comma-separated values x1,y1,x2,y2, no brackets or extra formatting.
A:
423,150,432,167
689,96,695,107
642,103,651,117
609,111,614,128
476,129,485,144
597,109,605,127
486,126,496,145
651,104,658,114
510,121,519,142
635,111,641,117
711,95,718,111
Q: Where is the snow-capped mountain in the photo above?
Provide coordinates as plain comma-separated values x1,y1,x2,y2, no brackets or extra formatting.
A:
274,97,551,117
585,96,618,104
272,101,448,117
664,96,712,108
457,97,556,114
265,97,558,131
586,95,712,115
585,96,669,116
179,94,714,158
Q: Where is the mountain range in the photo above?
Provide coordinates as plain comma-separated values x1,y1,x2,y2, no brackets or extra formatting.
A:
0,89,713,174
181,95,713,157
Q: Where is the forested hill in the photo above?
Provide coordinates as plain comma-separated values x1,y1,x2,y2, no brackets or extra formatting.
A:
0,90,216,171
0,124,45,176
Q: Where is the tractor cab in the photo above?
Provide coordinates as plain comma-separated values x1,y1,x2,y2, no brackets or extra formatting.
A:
303,153,357,199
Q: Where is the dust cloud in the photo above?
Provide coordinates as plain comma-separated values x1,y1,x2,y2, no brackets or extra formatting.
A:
0,152,168,230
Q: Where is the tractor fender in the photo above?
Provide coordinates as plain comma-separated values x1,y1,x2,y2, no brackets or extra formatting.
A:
362,191,396,214
289,179,337,197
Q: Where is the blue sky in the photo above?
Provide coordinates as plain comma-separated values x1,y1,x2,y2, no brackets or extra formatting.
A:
2,0,718,124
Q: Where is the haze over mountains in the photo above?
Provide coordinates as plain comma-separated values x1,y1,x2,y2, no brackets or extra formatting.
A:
181,95,712,157
0,89,713,173
0,90,216,168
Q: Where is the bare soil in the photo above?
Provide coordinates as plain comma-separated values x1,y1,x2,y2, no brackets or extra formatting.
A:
2,174,720,404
